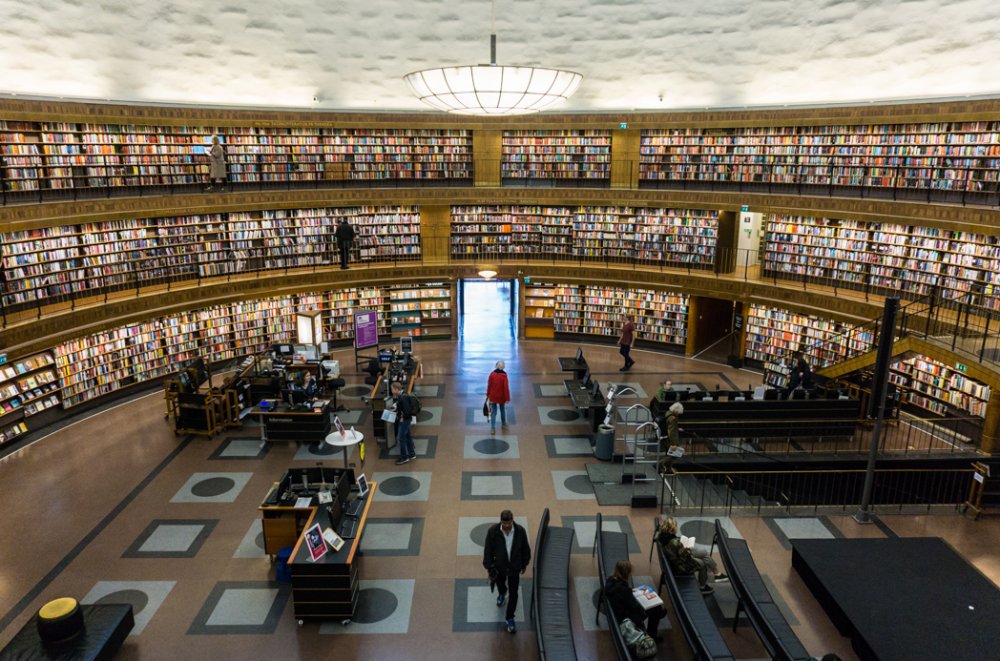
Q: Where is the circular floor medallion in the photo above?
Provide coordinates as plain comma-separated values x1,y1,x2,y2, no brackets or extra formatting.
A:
380,476,421,496
564,474,594,495
94,589,149,615
191,477,236,497
473,439,510,455
547,409,580,422
352,588,398,624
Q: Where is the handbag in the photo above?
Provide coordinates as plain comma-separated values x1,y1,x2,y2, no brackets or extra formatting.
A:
618,618,657,659
482,399,490,418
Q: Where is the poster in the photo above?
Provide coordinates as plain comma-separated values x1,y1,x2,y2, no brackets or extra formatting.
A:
354,310,379,349
304,523,327,562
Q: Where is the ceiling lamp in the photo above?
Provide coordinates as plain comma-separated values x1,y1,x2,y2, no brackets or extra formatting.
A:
403,0,582,115
478,269,498,280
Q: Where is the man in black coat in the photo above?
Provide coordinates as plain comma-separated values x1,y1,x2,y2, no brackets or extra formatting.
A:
335,218,356,270
482,509,531,633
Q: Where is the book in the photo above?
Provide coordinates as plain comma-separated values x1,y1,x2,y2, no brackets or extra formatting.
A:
680,535,696,549
632,585,663,609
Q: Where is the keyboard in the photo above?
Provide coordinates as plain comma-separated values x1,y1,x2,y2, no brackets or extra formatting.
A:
339,517,358,540
344,498,364,518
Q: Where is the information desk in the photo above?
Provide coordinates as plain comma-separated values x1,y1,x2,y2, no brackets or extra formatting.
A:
369,360,420,443
288,482,375,623
250,400,332,443
259,467,354,556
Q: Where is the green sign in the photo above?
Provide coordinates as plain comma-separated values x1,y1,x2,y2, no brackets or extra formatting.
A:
619,122,628,129
741,205,749,212
956,362,968,373
524,277,531,284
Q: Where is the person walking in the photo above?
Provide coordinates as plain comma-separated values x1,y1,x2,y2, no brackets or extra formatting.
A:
206,135,226,191
604,559,666,642
390,381,416,465
335,218,356,270
482,509,531,634
486,360,510,435
618,313,635,371
656,401,683,476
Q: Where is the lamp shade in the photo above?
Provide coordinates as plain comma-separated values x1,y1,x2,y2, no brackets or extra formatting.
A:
404,64,582,115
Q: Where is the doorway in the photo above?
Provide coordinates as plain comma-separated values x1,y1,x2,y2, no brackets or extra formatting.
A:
689,297,739,364
458,279,517,342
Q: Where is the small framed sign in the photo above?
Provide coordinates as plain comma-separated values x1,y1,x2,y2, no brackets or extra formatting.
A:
304,523,327,562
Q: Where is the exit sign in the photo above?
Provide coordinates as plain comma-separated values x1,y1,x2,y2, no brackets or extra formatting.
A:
619,122,628,129
0,353,6,365
956,362,968,373
741,205,749,212
524,277,531,284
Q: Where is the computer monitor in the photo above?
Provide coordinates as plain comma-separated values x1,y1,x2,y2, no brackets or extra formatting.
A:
764,389,780,401
284,387,308,407
356,473,370,499
580,370,591,388
575,347,583,364
325,497,343,530
400,337,413,354
274,344,294,357
590,379,601,399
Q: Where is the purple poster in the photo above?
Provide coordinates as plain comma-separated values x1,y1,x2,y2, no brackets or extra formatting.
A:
354,310,379,349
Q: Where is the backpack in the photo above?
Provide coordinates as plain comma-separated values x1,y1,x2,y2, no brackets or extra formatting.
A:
406,393,422,415
618,618,657,659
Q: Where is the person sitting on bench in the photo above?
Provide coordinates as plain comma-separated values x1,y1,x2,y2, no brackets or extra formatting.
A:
604,559,666,643
657,517,727,594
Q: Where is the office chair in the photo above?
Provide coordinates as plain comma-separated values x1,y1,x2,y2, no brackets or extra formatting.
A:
327,377,347,412
363,359,381,386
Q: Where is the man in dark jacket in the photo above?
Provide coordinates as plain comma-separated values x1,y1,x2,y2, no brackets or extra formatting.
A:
482,509,531,634
335,218,356,270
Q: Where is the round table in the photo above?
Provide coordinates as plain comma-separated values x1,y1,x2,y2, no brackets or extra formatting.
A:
325,430,364,469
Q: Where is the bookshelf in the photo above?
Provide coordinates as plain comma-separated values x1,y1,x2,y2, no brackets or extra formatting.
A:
388,283,452,339
0,122,472,193
742,304,872,387
501,130,612,181
450,205,717,267
0,351,60,446
639,121,1000,195
524,283,557,339
889,354,990,420
0,206,420,311
762,214,1000,312
552,284,688,349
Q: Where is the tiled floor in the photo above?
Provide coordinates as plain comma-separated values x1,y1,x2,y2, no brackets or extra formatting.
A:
1,331,998,660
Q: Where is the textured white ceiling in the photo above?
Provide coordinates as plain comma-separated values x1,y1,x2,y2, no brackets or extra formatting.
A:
1,0,999,112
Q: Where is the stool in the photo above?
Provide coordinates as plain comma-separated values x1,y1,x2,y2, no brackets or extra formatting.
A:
37,597,85,643
328,377,346,412
275,546,294,583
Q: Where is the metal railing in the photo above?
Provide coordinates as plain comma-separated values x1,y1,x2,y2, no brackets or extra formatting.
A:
666,465,975,516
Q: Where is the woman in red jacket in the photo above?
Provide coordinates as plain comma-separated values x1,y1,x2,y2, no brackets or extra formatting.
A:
486,360,511,434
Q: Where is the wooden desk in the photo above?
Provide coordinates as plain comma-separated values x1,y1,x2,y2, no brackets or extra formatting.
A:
258,483,318,556
250,400,332,443
288,483,376,624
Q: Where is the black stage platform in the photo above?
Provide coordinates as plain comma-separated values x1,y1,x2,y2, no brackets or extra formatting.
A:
792,537,1000,661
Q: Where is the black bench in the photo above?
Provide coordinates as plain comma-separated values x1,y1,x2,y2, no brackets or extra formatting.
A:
532,507,577,661
650,397,860,439
653,517,735,661
593,512,638,661
713,519,811,661
0,603,134,660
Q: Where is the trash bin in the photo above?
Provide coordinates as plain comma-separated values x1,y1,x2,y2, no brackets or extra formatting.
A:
594,424,615,461
276,546,294,583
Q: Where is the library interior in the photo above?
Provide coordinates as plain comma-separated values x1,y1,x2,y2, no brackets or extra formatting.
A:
2,2,1000,660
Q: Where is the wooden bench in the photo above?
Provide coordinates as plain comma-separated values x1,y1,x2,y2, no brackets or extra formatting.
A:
713,519,811,661
593,512,639,661
532,507,578,661
653,517,735,661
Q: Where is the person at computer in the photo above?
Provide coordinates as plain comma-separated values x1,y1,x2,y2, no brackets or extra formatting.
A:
486,360,510,435
785,352,813,397
604,559,666,643
483,509,531,634
389,381,417,465
658,517,727,594
301,372,318,399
